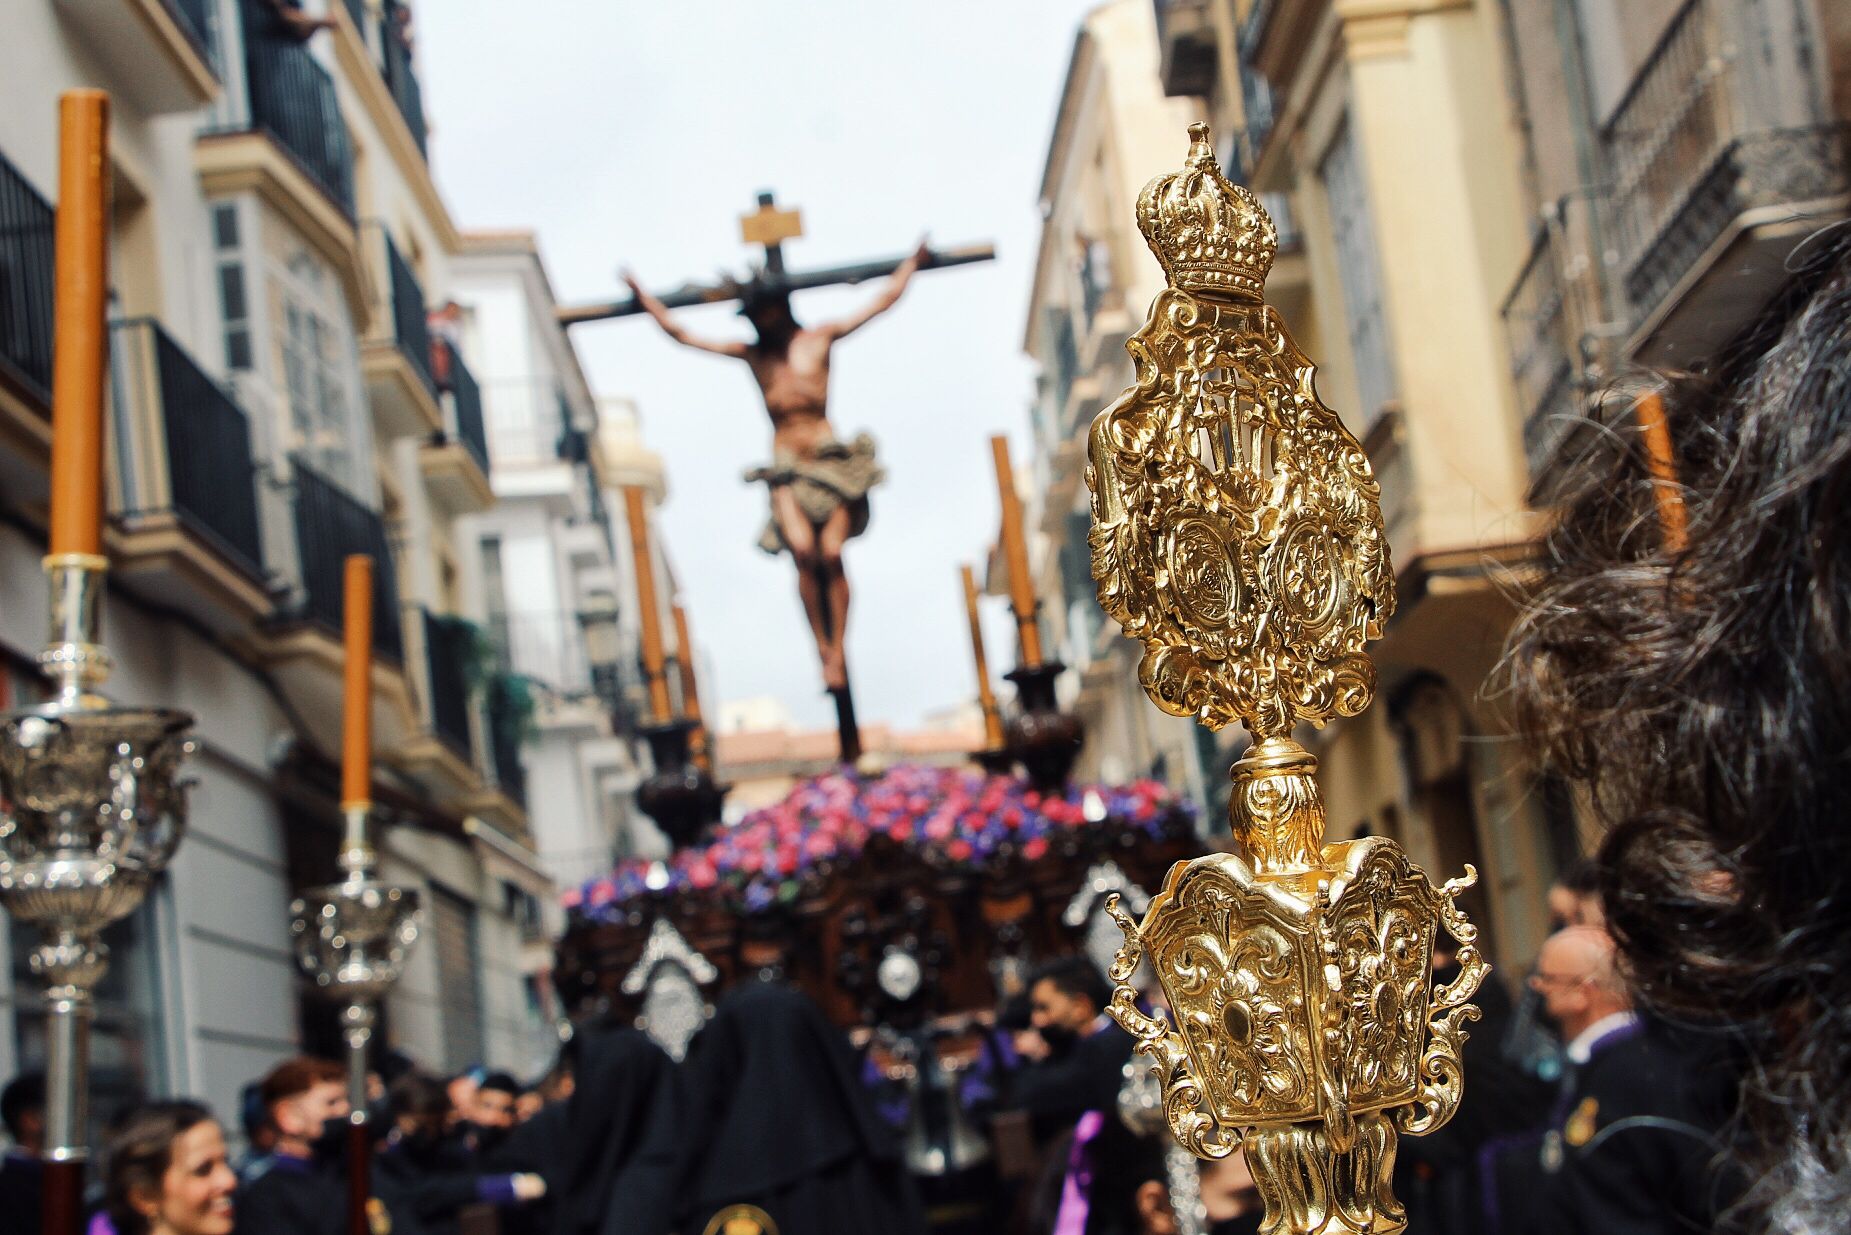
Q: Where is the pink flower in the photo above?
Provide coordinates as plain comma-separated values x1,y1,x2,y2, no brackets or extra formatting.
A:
947,839,973,861
688,859,717,889
1023,836,1049,861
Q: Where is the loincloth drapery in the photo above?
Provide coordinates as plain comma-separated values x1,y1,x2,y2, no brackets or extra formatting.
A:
743,432,885,556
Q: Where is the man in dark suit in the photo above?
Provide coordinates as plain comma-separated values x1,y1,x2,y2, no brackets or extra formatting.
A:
1008,956,1136,1140
0,1073,45,1235
1489,927,1734,1235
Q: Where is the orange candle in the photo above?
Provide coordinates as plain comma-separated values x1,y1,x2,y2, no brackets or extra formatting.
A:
990,434,1044,667
341,555,374,808
624,486,672,724
1634,391,1688,554
49,91,111,559
962,564,1005,749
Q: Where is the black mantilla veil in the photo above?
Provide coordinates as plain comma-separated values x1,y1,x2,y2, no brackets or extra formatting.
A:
675,980,928,1235
492,1026,683,1235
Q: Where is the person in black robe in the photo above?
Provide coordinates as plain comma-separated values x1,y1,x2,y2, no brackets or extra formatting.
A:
675,981,927,1235
494,1025,682,1235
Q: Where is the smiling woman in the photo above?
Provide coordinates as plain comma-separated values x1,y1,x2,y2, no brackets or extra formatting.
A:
103,1102,237,1235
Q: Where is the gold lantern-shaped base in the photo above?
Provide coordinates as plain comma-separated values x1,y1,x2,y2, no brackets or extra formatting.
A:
1105,740,1483,1235
1084,125,1486,1235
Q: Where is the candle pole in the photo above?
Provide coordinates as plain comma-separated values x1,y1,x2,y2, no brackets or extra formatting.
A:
989,435,1083,791
625,488,723,848
0,92,199,1235
671,602,712,773
960,565,1012,774
288,556,421,1235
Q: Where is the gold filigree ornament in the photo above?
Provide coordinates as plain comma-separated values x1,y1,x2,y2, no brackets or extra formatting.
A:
1087,124,1488,1234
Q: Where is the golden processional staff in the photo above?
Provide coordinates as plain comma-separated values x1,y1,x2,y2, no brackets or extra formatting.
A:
1086,124,1486,1235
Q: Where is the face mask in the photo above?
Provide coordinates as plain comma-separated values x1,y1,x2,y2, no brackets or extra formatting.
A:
311,1120,349,1163
1039,1023,1078,1052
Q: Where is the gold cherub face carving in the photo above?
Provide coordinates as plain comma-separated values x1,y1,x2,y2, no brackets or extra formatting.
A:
1086,131,1393,742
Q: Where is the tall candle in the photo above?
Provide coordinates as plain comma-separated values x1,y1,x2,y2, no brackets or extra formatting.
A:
962,564,1005,749
341,555,374,808
49,91,110,559
671,602,704,727
623,486,672,724
990,434,1044,667
1633,391,1688,554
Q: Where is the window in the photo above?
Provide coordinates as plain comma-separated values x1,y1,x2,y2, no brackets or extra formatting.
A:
1320,117,1398,421
429,886,486,1073
212,204,252,371
272,243,367,494
1572,0,1629,122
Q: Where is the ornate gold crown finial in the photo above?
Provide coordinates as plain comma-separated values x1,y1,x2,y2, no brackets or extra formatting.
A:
1136,122,1279,301
1085,126,1484,1235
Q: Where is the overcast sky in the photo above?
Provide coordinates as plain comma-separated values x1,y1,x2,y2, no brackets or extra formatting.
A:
420,1,1106,730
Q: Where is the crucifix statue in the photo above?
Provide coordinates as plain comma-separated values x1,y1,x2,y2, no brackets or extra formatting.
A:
563,193,993,761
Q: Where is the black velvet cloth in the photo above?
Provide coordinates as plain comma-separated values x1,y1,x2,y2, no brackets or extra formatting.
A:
0,1154,41,1235
547,1027,685,1235
674,981,927,1235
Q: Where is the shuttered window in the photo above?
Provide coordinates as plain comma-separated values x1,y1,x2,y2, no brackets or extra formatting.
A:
429,886,485,1073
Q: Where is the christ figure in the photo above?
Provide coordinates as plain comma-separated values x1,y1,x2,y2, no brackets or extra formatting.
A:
622,241,928,692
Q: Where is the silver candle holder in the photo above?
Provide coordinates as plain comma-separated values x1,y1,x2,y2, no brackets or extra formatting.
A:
289,804,420,1118
0,554,197,1170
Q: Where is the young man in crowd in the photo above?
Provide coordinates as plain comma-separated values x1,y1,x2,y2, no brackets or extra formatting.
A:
0,1072,45,1234
233,1057,357,1235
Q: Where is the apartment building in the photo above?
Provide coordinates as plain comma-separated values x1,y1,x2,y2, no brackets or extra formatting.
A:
0,0,587,1120
1021,0,1216,819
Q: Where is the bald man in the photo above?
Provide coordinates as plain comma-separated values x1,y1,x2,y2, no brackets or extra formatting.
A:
1483,928,1735,1235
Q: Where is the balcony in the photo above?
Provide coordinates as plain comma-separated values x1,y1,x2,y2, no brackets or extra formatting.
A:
360,224,442,437
291,459,403,663
257,458,418,767
55,0,219,112
197,3,362,314
1600,0,1851,365
0,150,55,466
394,608,486,804
106,319,271,628
420,338,493,514
485,675,529,810
1154,0,1219,98
378,0,429,159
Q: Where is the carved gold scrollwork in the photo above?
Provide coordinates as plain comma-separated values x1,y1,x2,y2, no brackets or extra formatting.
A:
1087,125,1484,1235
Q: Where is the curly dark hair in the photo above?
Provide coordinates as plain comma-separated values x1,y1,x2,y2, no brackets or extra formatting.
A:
1502,226,1851,1232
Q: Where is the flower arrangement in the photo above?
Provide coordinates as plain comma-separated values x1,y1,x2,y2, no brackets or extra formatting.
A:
565,764,1189,920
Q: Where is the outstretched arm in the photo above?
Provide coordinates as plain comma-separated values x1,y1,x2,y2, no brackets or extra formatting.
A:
823,237,932,340
623,270,750,358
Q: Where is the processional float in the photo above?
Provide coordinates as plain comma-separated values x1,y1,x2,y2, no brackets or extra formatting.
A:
1087,125,1486,1234
0,93,199,1235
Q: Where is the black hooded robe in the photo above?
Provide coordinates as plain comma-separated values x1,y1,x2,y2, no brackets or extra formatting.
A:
675,981,928,1235
541,1027,685,1235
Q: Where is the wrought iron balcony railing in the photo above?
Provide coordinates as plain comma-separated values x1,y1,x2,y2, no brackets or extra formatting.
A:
1600,0,1850,328
110,319,266,578
0,148,54,407
485,675,528,809
371,225,436,399
1502,220,1578,480
488,610,593,697
378,0,429,158
422,609,477,759
434,338,490,478
241,0,356,215
291,458,403,663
